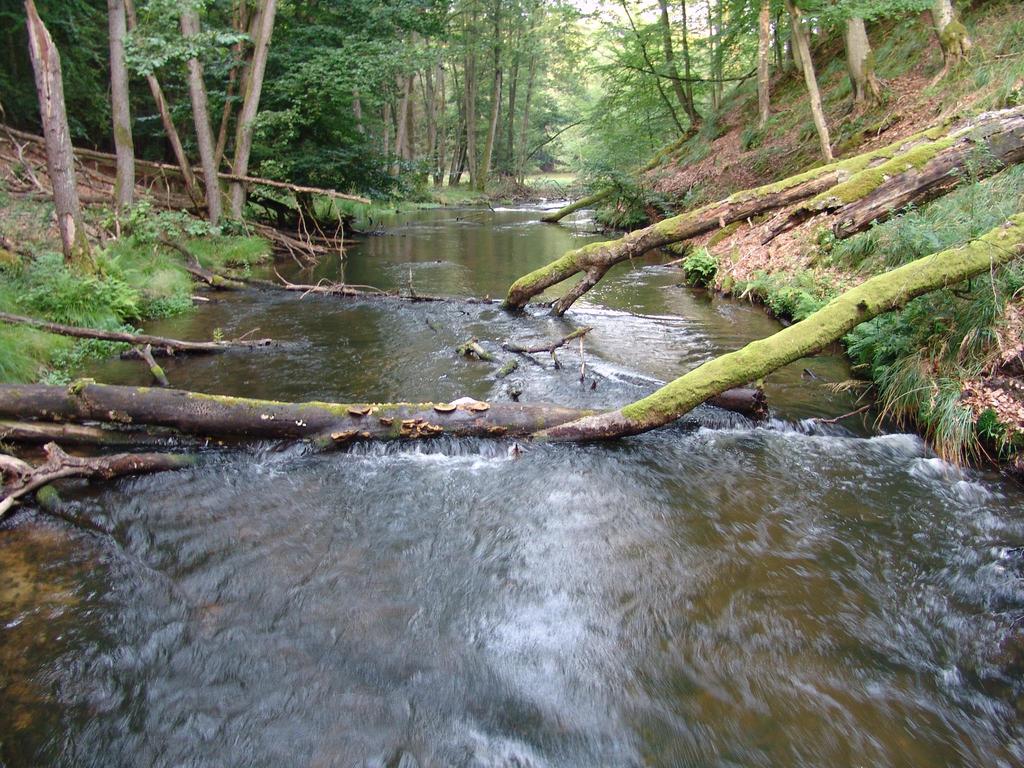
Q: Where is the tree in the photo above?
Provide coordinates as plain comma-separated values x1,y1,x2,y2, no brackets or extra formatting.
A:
932,0,970,70
757,0,771,127
180,7,222,224
844,15,882,107
24,0,92,267
107,0,134,211
228,0,277,219
785,0,832,161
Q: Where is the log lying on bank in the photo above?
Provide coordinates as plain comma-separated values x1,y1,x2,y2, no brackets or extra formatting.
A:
507,108,1024,315
536,212,1024,440
1,441,194,518
0,311,273,354
0,380,769,449
769,106,1024,241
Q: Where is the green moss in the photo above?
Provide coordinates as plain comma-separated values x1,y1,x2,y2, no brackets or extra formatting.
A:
808,135,957,207
707,221,742,247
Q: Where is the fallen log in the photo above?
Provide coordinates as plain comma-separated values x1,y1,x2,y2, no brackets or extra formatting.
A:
505,112,1017,314
0,311,273,354
535,212,1024,441
0,380,769,448
156,238,246,290
136,344,170,387
0,419,199,448
769,106,1024,241
1,442,194,518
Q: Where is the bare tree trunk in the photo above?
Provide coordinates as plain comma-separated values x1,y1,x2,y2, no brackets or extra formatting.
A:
214,0,252,171
516,53,537,183
180,9,222,223
390,74,412,176
382,102,391,161
228,0,277,219
424,66,438,181
657,0,692,123
24,0,92,267
932,0,971,68
352,88,364,134
435,63,447,185
124,0,199,206
678,0,700,126
757,0,772,127
106,0,134,211
464,49,479,188
477,0,503,192
707,0,723,111
786,0,832,162
844,17,882,106
478,68,502,190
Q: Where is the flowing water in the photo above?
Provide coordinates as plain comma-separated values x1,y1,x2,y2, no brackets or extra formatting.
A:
2,207,1024,767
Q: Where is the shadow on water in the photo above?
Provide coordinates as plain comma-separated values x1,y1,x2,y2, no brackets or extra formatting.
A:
5,206,1024,766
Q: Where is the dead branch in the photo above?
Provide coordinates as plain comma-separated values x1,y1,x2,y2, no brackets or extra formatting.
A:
1,442,194,518
0,311,272,354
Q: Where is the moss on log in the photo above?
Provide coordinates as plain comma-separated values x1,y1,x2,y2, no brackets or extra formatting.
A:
535,213,1024,441
503,111,1024,315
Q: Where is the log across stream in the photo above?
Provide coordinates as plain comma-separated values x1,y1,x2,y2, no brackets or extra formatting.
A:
3,205,1024,767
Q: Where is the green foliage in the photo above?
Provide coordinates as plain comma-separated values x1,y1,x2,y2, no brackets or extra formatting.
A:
20,253,140,327
736,271,830,322
836,169,1024,461
682,248,718,287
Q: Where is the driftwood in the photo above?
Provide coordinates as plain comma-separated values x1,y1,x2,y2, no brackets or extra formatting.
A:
504,327,593,369
0,311,273,354
1,441,194,518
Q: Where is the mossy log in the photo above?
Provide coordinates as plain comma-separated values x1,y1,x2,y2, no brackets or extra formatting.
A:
775,106,1024,240
506,113,1015,314
0,311,273,354
0,381,768,448
535,213,1024,441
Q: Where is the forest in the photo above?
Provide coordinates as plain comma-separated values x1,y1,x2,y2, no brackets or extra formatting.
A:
2,0,1024,765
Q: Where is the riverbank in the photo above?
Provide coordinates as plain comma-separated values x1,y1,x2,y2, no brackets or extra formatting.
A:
669,162,1024,475
0,191,272,384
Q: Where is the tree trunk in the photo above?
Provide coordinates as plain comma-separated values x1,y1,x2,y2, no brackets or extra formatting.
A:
932,0,971,68
228,0,277,219
515,53,537,183
477,67,502,190
538,213,1024,440
435,63,447,186
657,0,691,122
352,88,364,134
757,0,772,128
464,47,479,188
424,65,438,182
106,0,134,211
391,74,412,176
785,0,832,162
24,0,92,267
124,0,200,207
180,9,222,224
0,382,767,448
844,17,882,107
678,0,700,126
214,0,252,171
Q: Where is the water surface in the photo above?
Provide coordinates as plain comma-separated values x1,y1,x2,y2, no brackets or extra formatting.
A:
3,207,1023,767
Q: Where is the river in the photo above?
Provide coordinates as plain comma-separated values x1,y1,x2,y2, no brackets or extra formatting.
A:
2,207,1023,766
